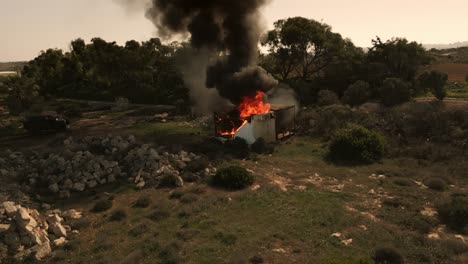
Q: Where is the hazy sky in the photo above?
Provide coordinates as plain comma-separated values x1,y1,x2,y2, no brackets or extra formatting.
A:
1,0,467,62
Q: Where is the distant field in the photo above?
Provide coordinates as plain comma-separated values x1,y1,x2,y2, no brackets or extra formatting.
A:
0,61,26,72
424,63,468,81
0,71,18,77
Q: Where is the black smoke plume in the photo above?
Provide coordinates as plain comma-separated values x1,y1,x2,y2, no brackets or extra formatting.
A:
144,0,278,104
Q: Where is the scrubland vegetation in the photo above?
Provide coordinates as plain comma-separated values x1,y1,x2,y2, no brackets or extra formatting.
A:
1,16,468,264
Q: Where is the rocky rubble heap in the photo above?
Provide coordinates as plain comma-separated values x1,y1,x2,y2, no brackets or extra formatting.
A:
0,201,82,261
0,135,215,197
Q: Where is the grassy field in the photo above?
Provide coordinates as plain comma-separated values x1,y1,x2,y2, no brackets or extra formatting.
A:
1,102,467,263
38,121,468,264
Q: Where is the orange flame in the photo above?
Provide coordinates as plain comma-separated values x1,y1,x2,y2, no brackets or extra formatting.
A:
217,120,248,136
238,91,271,118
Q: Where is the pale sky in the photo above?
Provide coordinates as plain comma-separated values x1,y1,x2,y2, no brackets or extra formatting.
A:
1,0,467,62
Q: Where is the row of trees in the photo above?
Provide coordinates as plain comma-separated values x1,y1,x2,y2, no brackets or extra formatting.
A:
3,38,189,113
260,17,448,106
3,16,454,115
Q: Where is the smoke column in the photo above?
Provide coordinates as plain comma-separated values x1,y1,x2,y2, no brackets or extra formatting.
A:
143,0,278,105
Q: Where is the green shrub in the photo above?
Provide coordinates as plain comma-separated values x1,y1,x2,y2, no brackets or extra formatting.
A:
129,223,150,237
314,105,355,136
110,209,127,221
147,207,171,222
392,178,414,187
328,124,386,164
180,193,199,204
371,247,404,264
317,89,340,106
342,80,371,107
211,166,254,190
437,194,468,233
440,238,468,255
91,199,113,213
424,177,446,191
133,196,151,208
185,157,209,172
159,242,181,264
419,70,448,101
379,78,412,106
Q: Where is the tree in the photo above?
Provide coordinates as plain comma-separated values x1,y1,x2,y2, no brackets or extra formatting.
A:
342,80,371,107
367,37,430,83
465,73,468,82
262,17,346,81
4,76,42,115
379,78,411,106
418,70,448,101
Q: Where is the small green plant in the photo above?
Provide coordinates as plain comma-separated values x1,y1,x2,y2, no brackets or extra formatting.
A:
180,193,199,204
110,209,127,221
211,166,254,190
134,196,151,208
437,194,468,233
424,177,446,191
185,157,209,172
147,207,171,222
371,246,404,264
129,223,150,237
392,178,414,187
91,199,113,213
328,124,386,164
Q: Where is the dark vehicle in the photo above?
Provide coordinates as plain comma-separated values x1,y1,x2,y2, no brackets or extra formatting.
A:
23,112,70,135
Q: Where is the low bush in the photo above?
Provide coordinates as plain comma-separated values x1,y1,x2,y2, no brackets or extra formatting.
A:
134,196,151,208
317,89,340,106
440,238,468,255
147,207,171,222
328,124,386,164
185,157,209,173
169,190,184,200
314,105,355,136
211,166,254,190
437,194,468,233
342,80,371,107
392,178,414,187
249,255,264,264
159,242,181,264
424,177,446,191
129,223,150,237
379,78,411,107
371,246,404,264
110,209,127,221
91,199,113,213
180,193,199,204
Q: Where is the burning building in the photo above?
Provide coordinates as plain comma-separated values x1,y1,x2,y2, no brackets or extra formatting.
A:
119,0,297,142
214,91,296,144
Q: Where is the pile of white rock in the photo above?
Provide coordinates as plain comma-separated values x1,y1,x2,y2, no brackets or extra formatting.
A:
0,135,216,197
0,201,82,261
